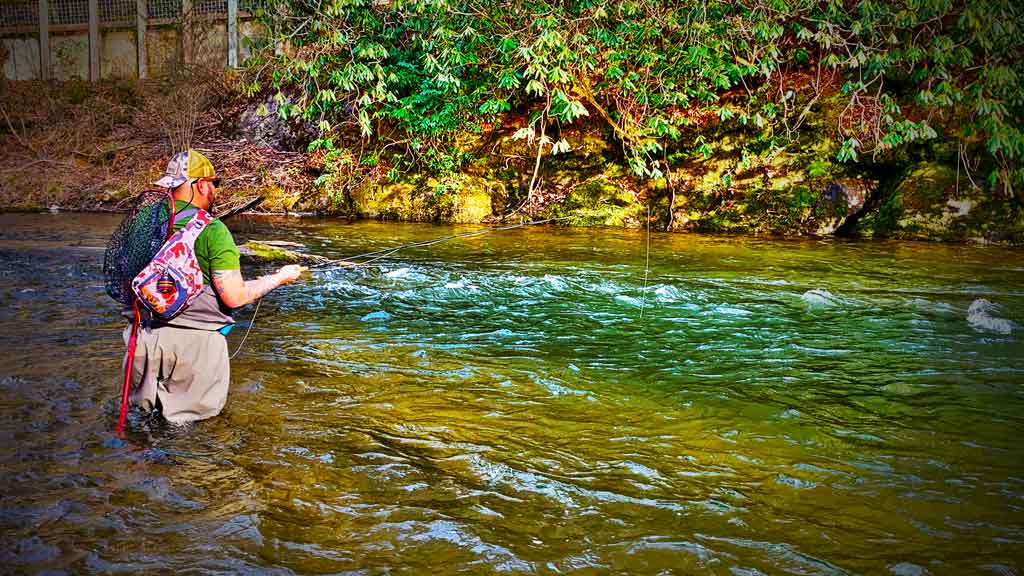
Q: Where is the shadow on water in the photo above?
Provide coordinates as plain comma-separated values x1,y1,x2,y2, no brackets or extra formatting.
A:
1,212,1023,574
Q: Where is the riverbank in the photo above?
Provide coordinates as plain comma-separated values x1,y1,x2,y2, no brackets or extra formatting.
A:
2,79,1022,244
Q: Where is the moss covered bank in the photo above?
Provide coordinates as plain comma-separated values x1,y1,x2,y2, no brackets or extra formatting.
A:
1,80,1020,244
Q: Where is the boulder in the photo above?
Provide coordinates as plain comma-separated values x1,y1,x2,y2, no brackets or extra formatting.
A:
233,93,317,151
238,240,332,266
809,178,873,235
863,162,1023,242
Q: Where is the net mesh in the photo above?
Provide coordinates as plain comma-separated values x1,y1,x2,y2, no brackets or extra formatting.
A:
104,191,175,307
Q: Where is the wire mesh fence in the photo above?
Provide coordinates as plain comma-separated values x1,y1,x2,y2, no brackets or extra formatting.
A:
1,0,252,80
194,0,226,15
50,0,88,25
148,0,182,19
100,0,136,23
0,1,37,28
0,0,243,29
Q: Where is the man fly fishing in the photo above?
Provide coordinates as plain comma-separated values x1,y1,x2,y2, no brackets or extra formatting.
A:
105,150,304,427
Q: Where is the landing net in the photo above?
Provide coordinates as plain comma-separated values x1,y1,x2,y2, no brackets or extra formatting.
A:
103,190,174,307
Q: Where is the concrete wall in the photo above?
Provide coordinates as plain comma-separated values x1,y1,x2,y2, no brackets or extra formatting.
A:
2,37,39,80
52,33,87,80
101,29,135,79
193,20,227,70
146,26,177,77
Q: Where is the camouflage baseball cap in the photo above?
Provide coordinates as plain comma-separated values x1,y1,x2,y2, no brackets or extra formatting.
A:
153,149,219,188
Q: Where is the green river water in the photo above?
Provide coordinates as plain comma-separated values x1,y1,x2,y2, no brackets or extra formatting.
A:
0,213,1022,575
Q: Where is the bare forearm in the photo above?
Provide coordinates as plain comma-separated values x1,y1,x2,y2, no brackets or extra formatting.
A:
213,269,286,308
242,274,284,304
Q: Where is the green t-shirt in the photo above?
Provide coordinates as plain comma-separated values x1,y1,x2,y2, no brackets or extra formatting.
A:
172,200,240,284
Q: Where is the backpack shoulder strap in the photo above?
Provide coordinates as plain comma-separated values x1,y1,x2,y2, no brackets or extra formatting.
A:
173,207,199,223
176,208,213,234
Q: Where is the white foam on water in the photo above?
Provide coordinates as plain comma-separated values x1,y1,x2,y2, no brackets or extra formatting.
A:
615,294,643,307
385,267,411,278
541,274,568,291
967,299,1017,335
654,285,682,302
801,288,840,307
591,280,622,295
713,305,752,316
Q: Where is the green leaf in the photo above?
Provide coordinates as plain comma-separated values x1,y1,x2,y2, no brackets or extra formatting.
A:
525,79,546,96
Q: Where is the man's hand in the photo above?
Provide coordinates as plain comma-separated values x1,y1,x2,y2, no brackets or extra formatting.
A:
276,264,307,285
212,265,308,308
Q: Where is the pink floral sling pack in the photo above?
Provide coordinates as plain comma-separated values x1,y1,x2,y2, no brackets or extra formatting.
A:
132,207,212,320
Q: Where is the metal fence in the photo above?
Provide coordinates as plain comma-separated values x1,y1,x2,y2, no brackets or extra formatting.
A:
100,0,135,23
0,1,37,27
50,0,88,25
0,0,251,28
194,0,226,15
2,0,256,80
148,0,180,19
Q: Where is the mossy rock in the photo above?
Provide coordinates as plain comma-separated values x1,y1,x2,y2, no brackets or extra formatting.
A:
451,176,497,223
843,161,1023,243
554,177,639,226
351,180,427,221
238,241,329,265
871,162,1005,241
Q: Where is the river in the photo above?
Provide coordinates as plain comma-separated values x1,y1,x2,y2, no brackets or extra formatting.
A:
0,212,1022,575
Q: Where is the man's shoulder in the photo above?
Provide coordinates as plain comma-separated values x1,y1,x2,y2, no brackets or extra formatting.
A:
197,217,238,253
200,217,234,239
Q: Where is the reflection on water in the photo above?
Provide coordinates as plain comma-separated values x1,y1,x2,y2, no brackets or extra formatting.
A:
1,213,1023,574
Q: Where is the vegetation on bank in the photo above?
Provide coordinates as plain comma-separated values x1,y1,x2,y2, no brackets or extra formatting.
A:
1,0,1022,242
238,0,1023,239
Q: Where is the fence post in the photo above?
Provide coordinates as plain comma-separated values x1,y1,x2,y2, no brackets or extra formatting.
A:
88,0,100,80
137,0,147,78
228,0,238,68
181,0,192,67
39,0,49,80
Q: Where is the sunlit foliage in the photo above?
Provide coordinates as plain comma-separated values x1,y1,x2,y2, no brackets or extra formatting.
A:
243,0,1024,196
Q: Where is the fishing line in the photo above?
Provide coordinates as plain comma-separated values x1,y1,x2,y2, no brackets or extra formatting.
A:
639,205,651,319
229,296,261,359
229,216,572,357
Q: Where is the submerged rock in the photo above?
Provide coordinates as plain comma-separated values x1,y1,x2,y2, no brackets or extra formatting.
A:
967,299,1016,334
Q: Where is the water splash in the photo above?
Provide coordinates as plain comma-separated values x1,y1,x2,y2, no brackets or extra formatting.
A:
967,298,1016,334
385,267,412,278
801,288,841,307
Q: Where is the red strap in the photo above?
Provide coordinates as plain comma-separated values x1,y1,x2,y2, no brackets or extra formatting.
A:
165,191,177,240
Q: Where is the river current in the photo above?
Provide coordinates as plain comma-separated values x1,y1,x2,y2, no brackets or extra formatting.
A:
0,213,1022,575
